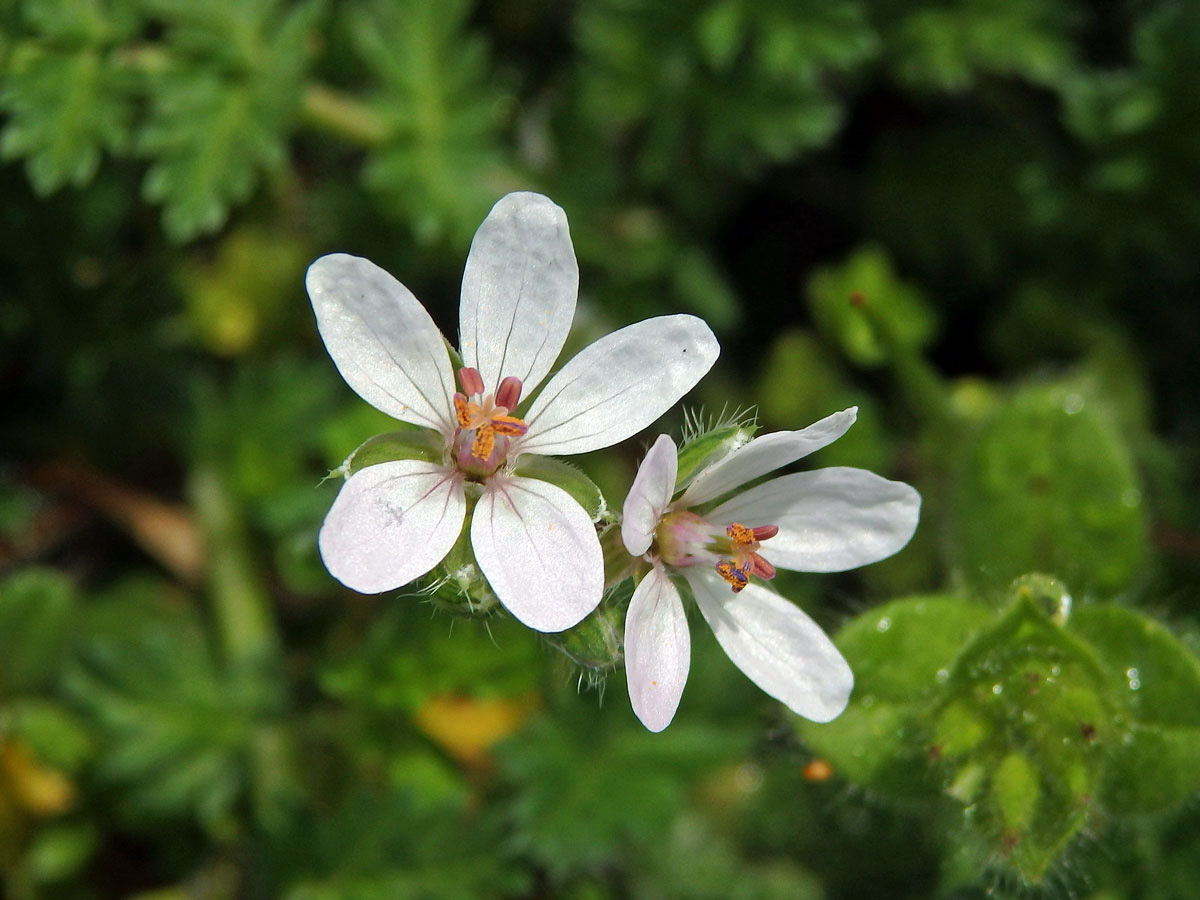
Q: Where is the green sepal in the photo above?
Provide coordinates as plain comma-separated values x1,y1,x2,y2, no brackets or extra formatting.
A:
342,428,444,476
542,599,624,672
1069,604,1200,814
420,483,500,619
512,456,607,522
674,419,757,493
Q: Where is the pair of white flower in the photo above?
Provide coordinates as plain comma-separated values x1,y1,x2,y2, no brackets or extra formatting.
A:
309,191,920,732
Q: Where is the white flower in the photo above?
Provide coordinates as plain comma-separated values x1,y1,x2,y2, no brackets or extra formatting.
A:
307,192,719,633
620,408,920,731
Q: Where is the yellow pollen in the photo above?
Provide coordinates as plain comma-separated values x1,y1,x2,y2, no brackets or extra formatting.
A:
491,414,526,436
454,394,476,428
471,424,496,460
726,522,757,548
716,559,750,592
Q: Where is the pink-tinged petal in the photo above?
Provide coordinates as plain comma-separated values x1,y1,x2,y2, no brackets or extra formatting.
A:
685,569,853,723
459,192,579,395
625,565,691,732
518,316,719,457
709,467,921,573
622,434,679,556
471,475,603,632
318,460,466,594
307,254,457,433
681,408,858,507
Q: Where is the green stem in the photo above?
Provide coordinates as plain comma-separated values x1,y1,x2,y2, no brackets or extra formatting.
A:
190,465,280,670
301,82,390,148
189,464,298,830
853,294,957,429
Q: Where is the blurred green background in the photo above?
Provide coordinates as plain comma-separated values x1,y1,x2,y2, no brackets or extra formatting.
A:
2,0,1199,897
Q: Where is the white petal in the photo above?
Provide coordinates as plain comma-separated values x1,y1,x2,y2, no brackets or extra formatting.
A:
625,565,691,732
709,467,921,572
471,475,603,632
621,434,678,556
459,192,579,394
685,568,853,722
517,315,719,457
318,460,466,594
681,407,857,507
307,254,457,433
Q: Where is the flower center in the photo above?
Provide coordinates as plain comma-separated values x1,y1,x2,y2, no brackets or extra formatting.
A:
713,522,778,593
655,511,778,593
452,366,528,478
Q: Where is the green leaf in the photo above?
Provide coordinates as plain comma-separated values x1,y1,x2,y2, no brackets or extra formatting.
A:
64,579,266,831
891,0,1077,91
136,1,321,240
0,567,78,693
797,594,993,797
21,0,138,45
576,0,875,190
23,821,99,885
932,594,1111,882
952,382,1147,597
275,788,528,900
6,699,95,772
320,603,541,714
351,0,509,245
1070,604,1200,813
0,43,133,193
992,751,1040,831
694,1,744,71
806,245,937,369
138,70,287,241
805,590,1130,882
671,245,740,330
498,712,744,878
634,813,823,900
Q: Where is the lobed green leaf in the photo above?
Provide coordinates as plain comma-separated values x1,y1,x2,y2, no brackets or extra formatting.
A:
0,43,134,193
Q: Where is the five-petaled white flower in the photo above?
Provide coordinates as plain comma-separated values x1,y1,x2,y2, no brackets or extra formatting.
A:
308,192,719,633
620,408,920,731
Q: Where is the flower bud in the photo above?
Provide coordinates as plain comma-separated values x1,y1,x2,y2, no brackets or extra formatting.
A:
674,418,756,491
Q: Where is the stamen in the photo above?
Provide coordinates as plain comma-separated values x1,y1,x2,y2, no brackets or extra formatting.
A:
748,552,776,580
495,376,523,411
726,522,755,545
458,366,484,396
716,560,750,592
490,414,529,436
716,521,779,592
450,372,529,478
453,393,474,428
471,425,496,461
